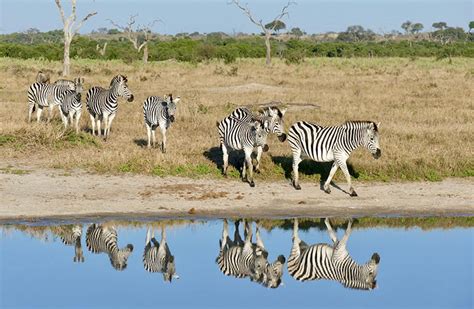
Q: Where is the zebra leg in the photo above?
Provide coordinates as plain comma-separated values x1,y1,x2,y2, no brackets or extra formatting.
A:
292,149,302,190
323,162,339,194
28,103,35,122
146,124,152,149
244,148,254,187
254,146,263,173
103,114,110,140
221,143,229,176
255,224,265,249
145,227,152,245
75,111,81,134
47,105,54,123
60,111,68,129
90,114,96,136
339,160,357,197
220,219,229,250
36,106,44,123
338,219,353,249
152,130,156,149
234,220,243,246
160,127,167,153
107,113,117,141
324,218,338,244
97,118,101,137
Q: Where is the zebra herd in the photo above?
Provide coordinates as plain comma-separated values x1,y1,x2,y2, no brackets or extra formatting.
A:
50,218,379,289
27,71,382,195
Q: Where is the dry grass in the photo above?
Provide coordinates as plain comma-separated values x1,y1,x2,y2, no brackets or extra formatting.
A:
0,57,473,182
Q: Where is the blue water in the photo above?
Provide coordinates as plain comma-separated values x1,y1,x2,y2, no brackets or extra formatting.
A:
0,219,472,309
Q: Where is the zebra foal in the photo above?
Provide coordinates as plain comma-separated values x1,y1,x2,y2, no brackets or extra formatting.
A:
288,218,380,290
86,75,134,140
143,94,180,153
217,117,270,187
59,77,84,133
287,120,381,196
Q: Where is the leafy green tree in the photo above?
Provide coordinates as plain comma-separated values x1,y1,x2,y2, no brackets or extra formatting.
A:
432,22,447,30
401,21,413,34
469,21,474,33
411,23,424,34
290,27,305,37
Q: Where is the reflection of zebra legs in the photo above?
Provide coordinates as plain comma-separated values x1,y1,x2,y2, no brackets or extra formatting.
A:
143,227,179,282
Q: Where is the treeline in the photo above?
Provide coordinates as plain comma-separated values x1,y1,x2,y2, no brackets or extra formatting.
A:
1,32,474,64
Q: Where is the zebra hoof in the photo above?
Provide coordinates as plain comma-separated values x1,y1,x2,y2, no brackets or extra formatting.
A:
350,191,358,197
249,181,255,187
293,181,301,190
254,168,261,174
324,187,331,194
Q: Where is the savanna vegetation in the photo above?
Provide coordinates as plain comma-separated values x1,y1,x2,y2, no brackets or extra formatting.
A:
0,57,472,183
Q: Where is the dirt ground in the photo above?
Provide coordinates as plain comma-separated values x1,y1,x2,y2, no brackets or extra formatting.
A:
0,164,472,222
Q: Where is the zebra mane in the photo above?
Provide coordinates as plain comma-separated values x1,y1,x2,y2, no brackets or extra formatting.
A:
110,75,127,86
341,280,375,290
259,106,285,119
342,120,378,132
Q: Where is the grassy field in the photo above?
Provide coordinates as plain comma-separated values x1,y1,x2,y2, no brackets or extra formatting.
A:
0,57,473,182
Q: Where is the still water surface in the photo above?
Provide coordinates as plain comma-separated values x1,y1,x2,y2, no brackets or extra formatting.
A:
1,218,472,308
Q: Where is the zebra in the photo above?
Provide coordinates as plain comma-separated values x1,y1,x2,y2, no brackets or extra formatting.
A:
143,94,181,153
86,224,134,271
86,75,134,140
143,227,179,282
287,218,380,290
51,225,85,263
217,117,270,187
216,219,285,288
224,106,287,173
287,120,381,196
59,77,84,133
35,71,50,83
27,78,77,123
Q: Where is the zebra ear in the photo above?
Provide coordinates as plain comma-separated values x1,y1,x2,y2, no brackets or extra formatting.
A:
377,122,381,129
264,120,270,129
174,96,181,103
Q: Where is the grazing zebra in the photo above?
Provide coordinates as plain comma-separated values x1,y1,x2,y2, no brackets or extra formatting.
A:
143,94,181,152
216,219,285,288
51,225,85,263
287,120,381,196
86,75,134,140
217,117,270,187
60,77,84,133
86,224,134,271
143,227,179,282
27,79,77,123
224,106,287,173
287,218,380,290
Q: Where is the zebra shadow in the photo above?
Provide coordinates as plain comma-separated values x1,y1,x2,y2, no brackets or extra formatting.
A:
270,156,359,193
203,147,245,175
134,139,148,148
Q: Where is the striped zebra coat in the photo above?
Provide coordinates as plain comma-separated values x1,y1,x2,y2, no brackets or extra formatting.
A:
143,94,180,153
86,75,134,140
51,225,84,263
287,218,379,290
216,219,285,288
143,227,179,282
86,224,134,271
27,80,76,123
217,117,270,187
224,106,287,173
287,120,381,196
60,77,84,133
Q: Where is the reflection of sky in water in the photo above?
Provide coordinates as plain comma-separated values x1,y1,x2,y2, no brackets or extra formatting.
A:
1,221,472,309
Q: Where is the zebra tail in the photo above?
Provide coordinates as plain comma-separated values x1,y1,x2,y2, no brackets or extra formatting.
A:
32,104,36,112
216,121,220,128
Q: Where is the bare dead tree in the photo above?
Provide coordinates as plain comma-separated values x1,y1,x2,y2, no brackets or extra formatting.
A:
109,14,161,64
230,0,295,66
54,0,97,76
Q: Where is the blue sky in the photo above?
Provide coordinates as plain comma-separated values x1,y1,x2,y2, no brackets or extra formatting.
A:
0,0,472,35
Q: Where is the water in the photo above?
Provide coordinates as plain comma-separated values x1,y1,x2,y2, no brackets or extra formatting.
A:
1,218,472,309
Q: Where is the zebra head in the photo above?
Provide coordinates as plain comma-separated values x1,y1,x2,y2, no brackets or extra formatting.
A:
252,253,286,288
163,255,180,282
163,94,180,123
36,70,50,83
363,122,381,159
111,75,134,102
109,244,134,271
73,77,84,94
262,107,287,142
365,253,380,289
252,120,270,152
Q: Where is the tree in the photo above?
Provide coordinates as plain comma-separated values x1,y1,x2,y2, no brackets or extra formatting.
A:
469,21,474,33
109,14,160,64
432,22,447,30
265,20,286,33
338,25,375,42
401,21,413,34
54,0,97,76
411,23,424,34
290,27,305,37
230,0,295,66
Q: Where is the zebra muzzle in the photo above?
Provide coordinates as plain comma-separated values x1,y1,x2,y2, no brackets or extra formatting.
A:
373,149,381,159
127,95,134,102
169,115,175,122
262,144,269,152
277,133,287,142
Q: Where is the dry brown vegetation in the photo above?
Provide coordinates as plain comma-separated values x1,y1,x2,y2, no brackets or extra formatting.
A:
0,57,473,182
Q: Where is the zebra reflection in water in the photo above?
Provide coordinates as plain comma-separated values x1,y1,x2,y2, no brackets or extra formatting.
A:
288,218,380,290
51,225,84,263
143,227,179,282
216,219,285,288
86,224,134,271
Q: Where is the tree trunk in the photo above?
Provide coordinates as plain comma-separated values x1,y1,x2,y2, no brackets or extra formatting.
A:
142,43,148,64
265,32,271,66
63,39,70,76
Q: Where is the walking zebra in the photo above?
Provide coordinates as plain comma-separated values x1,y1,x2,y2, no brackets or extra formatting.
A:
60,77,84,133
27,78,77,123
51,225,85,263
86,75,134,140
217,117,270,187
86,224,134,271
143,94,181,153
287,120,381,196
287,218,380,290
216,219,285,288
223,106,287,173
143,227,179,282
